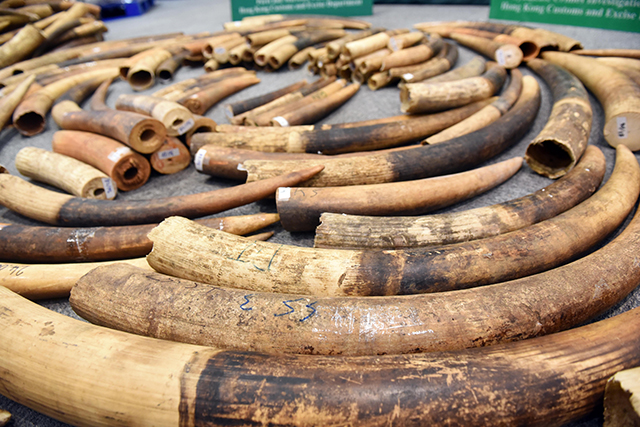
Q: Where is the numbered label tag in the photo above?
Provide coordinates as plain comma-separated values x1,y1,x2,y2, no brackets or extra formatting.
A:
194,148,206,171
107,146,132,163
277,187,291,202
101,177,117,199
158,148,180,160
177,117,195,135
617,117,628,139
272,116,289,127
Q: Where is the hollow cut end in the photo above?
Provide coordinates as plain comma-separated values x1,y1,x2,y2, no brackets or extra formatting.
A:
14,111,45,136
113,156,151,192
128,70,154,91
130,119,166,154
525,138,575,179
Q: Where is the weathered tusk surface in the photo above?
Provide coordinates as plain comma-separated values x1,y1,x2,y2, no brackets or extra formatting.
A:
115,93,195,137
604,366,640,426
315,145,605,249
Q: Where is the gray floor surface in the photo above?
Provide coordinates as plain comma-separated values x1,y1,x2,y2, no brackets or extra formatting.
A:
1,0,640,425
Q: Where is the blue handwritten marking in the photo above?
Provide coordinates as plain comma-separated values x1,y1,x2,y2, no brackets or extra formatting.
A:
299,301,318,322
240,295,254,311
267,245,282,271
274,298,305,317
234,242,257,262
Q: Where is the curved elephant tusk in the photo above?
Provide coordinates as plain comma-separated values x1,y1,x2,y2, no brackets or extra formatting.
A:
400,62,507,114
416,54,486,84
276,157,522,232
396,41,458,84
242,75,540,187
177,73,260,116
15,146,117,200
3,282,640,425
525,58,593,178
0,24,44,69
449,32,523,69
0,212,279,263
314,145,605,249
572,48,640,59
0,73,34,130
115,93,195,137
542,51,640,151
0,166,323,226
148,145,639,297
225,79,307,117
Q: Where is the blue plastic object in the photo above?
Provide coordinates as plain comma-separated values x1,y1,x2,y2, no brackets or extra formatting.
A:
99,0,155,20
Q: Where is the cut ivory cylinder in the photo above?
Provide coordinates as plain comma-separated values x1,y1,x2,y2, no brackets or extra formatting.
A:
314,145,605,249
15,147,117,200
0,74,35,130
115,94,195,137
275,157,523,231
542,51,640,151
149,137,191,175
449,32,522,69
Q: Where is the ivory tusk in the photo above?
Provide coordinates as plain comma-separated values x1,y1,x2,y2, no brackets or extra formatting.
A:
148,144,638,297
416,54,486,84
253,34,298,66
388,31,427,50
149,137,191,175
242,75,539,186
0,212,279,263
571,48,640,59
115,93,195,137
525,58,593,178
156,48,190,82
449,32,523,69
15,146,117,200
177,74,260,115
424,69,523,144
2,283,640,425
0,73,34,130
542,51,640,151
192,98,491,154
326,27,381,59
151,66,252,98
401,62,507,114
314,145,605,249
596,56,640,73
276,157,522,231
0,165,323,226
380,35,442,71
51,130,151,191
266,29,346,70
604,367,640,426
0,409,9,427
225,79,307,117
179,114,216,147
52,100,167,154
12,66,119,136
396,42,458,83
0,24,44,68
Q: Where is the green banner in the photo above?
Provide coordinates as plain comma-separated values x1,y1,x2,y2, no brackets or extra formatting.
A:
489,0,640,33
230,0,373,21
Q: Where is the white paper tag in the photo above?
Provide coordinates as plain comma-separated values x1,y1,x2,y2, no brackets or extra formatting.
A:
237,163,247,171
278,187,291,201
402,73,414,81
194,148,206,171
272,116,289,127
389,38,399,51
107,146,132,163
214,47,225,54
617,117,628,139
177,117,195,135
496,49,506,66
101,177,116,199
158,148,180,160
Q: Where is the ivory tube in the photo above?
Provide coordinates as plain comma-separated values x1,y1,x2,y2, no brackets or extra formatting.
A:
177,74,260,115
149,137,191,175
326,28,380,59
115,94,194,137
525,58,593,178
542,51,640,151
398,42,458,83
0,73,34,129
266,29,346,70
388,31,425,50
343,31,397,60
0,212,279,263
40,1,88,39
415,54,486,85
1,282,640,425
276,157,522,231
126,47,173,90
315,145,605,249
0,166,323,226
425,69,523,144
253,34,297,66
401,63,507,113
51,130,151,192
604,367,640,426
380,43,438,71
180,114,216,147
243,76,539,187
449,32,522,69
156,49,189,82
192,99,491,154
151,66,251,98
573,48,640,59
52,100,167,154
211,36,246,64
148,144,639,297
225,79,307,117
0,24,44,68
12,67,119,136
270,82,359,127
15,147,117,200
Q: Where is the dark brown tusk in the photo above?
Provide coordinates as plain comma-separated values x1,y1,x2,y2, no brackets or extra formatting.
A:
2,280,639,425
449,32,523,69
225,78,307,117
15,146,117,200
242,75,539,187
276,157,522,231
12,67,119,136
0,212,279,263
51,100,166,154
542,51,640,151
146,144,639,297
51,130,151,192
115,93,195,137
314,145,605,249
155,48,190,82
191,98,492,154
270,82,360,127
177,74,260,115
525,58,593,178
397,41,458,83
152,66,253,100
401,62,507,114
424,68,523,144
149,137,191,175
0,165,323,226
